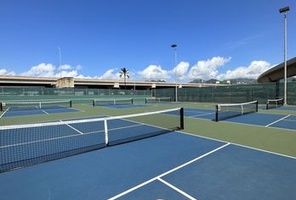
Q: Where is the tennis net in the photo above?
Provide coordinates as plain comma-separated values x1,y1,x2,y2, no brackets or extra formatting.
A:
266,98,284,110
0,100,72,111
145,97,172,103
0,107,183,173
215,100,258,122
93,98,133,106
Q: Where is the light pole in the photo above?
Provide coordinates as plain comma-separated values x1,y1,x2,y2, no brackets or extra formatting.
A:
171,44,178,102
58,47,62,77
279,6,290,105
58,47,62,66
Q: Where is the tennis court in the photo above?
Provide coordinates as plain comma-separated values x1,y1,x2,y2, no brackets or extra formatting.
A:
0,100,79,118
1,106,80,118
0,101,296,200
185,107,296,131
0,130,295,199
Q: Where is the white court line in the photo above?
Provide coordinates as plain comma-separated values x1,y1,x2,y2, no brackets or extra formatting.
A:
265,114,290,127
179,130,296,160
0,107,9,118
158,177,197,200
60,119,143,135
0,130,96,149
188,112,214,118
108,143,230,200
60,120,84,135
41,109,49,114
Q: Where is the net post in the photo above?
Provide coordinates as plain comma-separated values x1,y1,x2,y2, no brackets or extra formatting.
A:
92,100,95,107
104,118,109,146
70,100,72,107
0,102,2,112
256,100,258,112
215,104,219,122
240,105,244,115
180,107,184,129
131,98,134,105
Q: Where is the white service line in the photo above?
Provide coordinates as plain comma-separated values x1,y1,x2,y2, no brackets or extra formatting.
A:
189,112,214,118
158,177,197,200
108,143,231,200
0,108,9,118
60,120,84,135
41,109,49,114
265,114,290,127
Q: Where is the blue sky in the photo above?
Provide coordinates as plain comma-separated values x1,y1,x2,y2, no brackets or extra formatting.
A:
0,0,295,82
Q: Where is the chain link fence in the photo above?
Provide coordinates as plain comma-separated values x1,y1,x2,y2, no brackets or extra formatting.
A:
155,82,296,105
0,87,151,101
1,82,296,105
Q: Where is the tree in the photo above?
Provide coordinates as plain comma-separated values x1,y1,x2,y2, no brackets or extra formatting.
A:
119,67,129,91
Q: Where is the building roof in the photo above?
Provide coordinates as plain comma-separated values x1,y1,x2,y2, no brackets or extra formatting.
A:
257,57,296,83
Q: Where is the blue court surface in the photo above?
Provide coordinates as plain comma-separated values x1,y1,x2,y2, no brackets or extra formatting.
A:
1,106,80,118
0,109,296,200
0,132,295,200
185,108,296,131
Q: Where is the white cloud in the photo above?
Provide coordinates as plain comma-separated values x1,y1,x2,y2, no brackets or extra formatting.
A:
0,68,16,76
21,63,56,77
217,60,272,80
56,70,79,78
138,65,171,80
58,64,71,70
1,58,273,82
75,75,94,79
56,64,83,78
188,57,231,80
98,68,137,80
21,63,84,78
173,61,190,81
58,64,82,71
99,69,120,80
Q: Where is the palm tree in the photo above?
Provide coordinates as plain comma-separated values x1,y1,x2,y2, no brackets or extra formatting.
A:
119,67,129,91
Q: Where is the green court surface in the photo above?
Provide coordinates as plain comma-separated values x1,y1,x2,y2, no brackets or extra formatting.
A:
1,100,296,199
1,101,296,158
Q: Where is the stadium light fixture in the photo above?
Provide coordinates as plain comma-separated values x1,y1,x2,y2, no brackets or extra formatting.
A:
279,6,290,13
171,44,178,102
279,6,290,105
